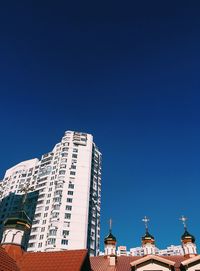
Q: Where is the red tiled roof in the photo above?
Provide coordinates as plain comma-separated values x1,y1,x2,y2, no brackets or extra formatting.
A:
0,244,196,271
160,255,186,270
0,246,20,271
117,256,140,271
90,256,117,271
0,245,91,271
91,255,189,271
17,249,90,271
2,244,24,261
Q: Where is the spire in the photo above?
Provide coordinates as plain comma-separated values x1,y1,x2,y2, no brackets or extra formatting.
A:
109,218,112,234
142,216,149,233
141,216,154,241
179,215,188,231
141,216,156,255
179,215,197,256
104,218,117,256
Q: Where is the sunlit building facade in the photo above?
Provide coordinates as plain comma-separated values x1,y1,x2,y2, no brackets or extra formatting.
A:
0,131,102,256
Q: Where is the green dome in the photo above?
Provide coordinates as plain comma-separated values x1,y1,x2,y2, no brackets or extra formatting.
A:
104,232,117,243
4,210,31,230
181,230,195,243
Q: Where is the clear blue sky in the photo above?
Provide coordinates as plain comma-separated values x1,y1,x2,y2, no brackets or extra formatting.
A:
0,1,200,251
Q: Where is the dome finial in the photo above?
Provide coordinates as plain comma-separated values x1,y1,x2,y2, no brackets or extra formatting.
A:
109,218,112,233
20,183,34,209
142,216,149,233
179,215,188,231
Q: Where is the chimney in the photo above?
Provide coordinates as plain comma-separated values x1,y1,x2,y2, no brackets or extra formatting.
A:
109,255,117,266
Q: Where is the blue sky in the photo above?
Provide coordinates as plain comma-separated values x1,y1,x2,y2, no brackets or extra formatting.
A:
1,1,200,250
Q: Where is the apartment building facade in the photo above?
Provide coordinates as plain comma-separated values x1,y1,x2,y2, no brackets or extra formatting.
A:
0,131,102,256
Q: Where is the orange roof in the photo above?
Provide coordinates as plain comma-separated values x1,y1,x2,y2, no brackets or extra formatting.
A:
91,255,187,271
90,256,113,271
18,249,90,271
0,244,195,271
0,246,91,271
0,246,20,271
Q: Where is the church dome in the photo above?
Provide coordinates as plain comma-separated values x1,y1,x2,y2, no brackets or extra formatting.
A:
181,230,195,243
142,231,155,241
4,210,31,231
104,232,117,244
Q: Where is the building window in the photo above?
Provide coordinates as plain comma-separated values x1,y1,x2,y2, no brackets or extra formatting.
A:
38,243,42,248
66,205,72,211
48,238,56,245
52,212,59,218
67,198,73,203
29,235,37,240
68,183,74,189
72,154,77,158
39,235,44,240
41,227,45,232
49,229,57,236
65,213,71,219
70,171,76,176
62,230,69,236
61,239,68,245
68,191,73,195
28,243,35,248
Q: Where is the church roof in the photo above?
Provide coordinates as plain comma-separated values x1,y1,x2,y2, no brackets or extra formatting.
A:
90,255,187,271
0,244,198,271
0,246,20,271
0,246,91,271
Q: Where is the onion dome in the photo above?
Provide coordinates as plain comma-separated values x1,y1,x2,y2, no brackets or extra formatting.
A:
142,231,155,244
4,210,31,231
181,230,195,243
104,232,117,245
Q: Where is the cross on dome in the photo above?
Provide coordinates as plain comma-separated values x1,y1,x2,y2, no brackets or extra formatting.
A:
109,218,112,233
142,216,150,232
179,215,188,230
20,183,34,207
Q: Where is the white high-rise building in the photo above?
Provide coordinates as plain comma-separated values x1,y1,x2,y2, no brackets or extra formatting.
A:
0,131,102,256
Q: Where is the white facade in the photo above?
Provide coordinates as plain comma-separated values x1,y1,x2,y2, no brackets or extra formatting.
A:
182,242,197,255
0,131,102,256
117,246,128,256
130,245,184,256
157,245,184,256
